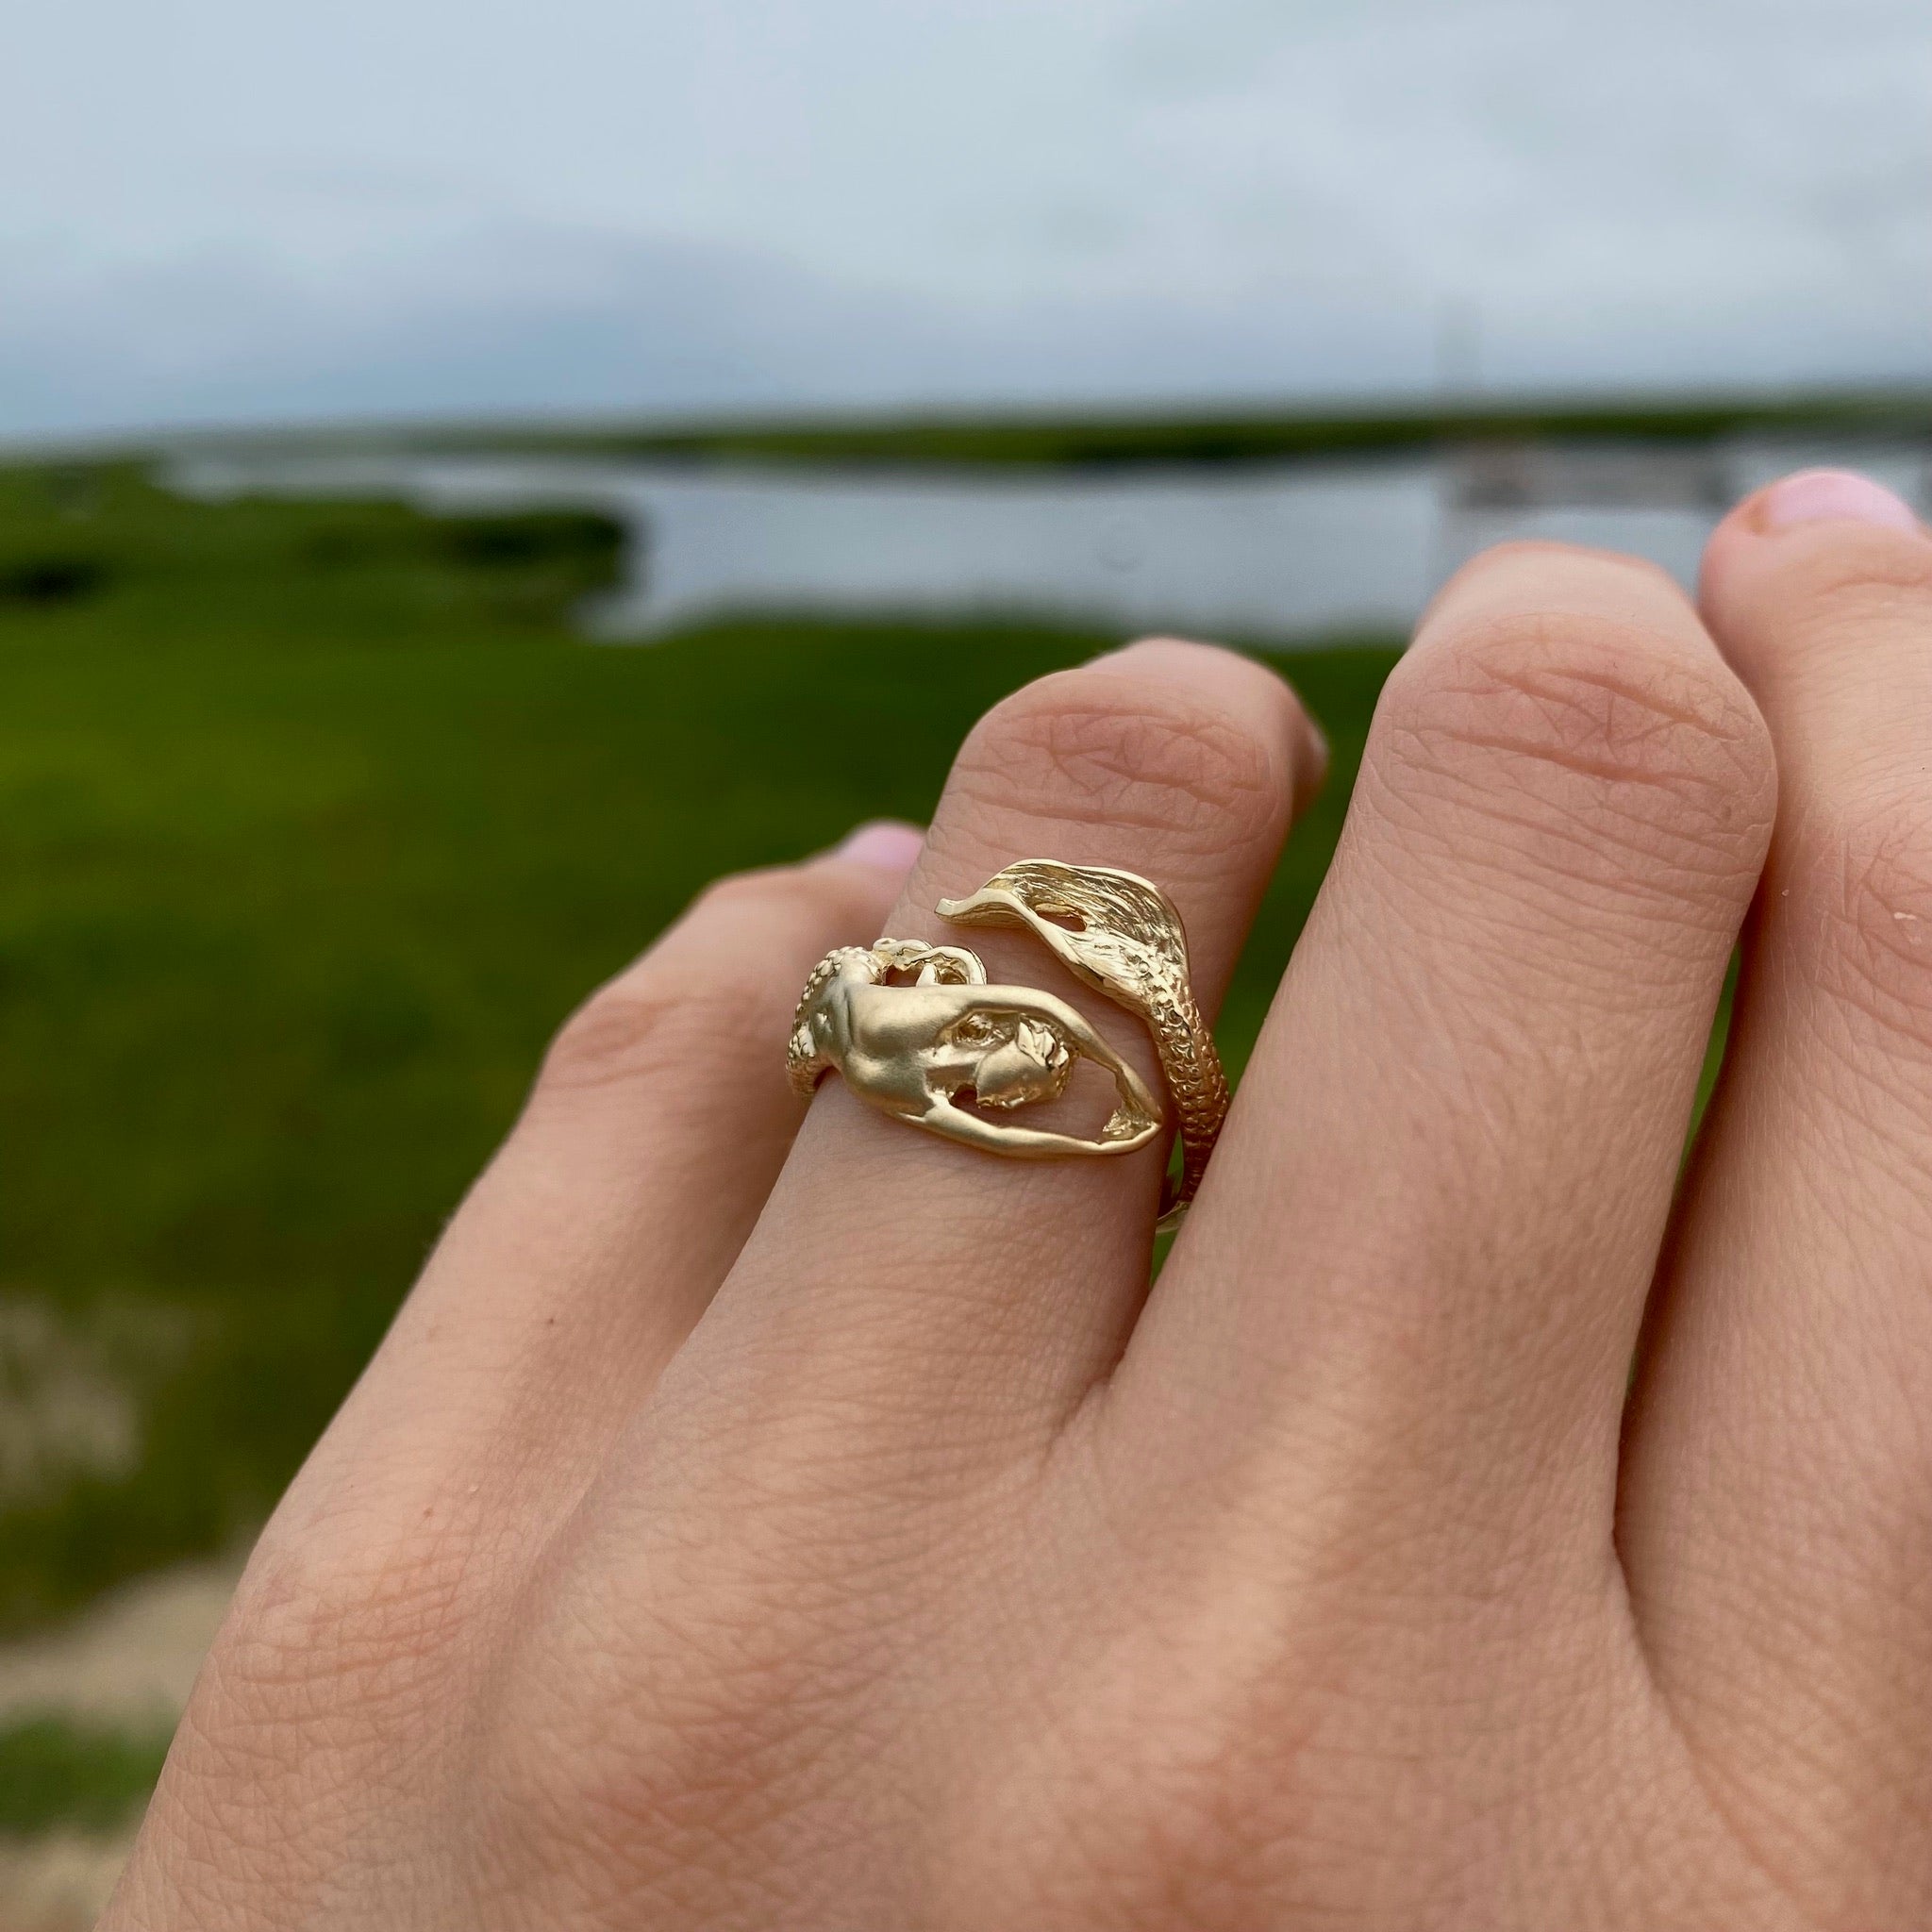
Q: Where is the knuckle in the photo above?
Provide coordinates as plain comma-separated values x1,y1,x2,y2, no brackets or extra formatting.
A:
540,866,840,1098
691,862,819,922
958,1657,1301,1924
208,1520,480,1724
1374,611,1774,891
541,973,729,1095
1051,1746,1269,1919
471,1552,859,1907
1460,537,1688,602
951,668,1283,854
691,860,883,953
154,1525,491,1879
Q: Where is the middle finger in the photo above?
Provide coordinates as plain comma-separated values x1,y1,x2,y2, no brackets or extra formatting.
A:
1115,544,1775,1592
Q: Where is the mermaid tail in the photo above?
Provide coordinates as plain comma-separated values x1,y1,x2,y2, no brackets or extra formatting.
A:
937,860,1228,1227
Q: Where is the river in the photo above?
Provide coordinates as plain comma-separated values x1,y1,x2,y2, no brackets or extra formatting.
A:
169,437,1932,645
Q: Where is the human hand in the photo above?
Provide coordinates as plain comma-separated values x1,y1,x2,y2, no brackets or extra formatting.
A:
110,472,1932,1928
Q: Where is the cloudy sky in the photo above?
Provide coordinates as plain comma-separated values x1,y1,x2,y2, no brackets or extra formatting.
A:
3,0,1927,440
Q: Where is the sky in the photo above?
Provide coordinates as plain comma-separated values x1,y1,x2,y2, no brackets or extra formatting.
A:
3,0,1928,440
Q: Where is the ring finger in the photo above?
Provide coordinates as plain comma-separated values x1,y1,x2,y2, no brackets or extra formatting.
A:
688,638,1324,1469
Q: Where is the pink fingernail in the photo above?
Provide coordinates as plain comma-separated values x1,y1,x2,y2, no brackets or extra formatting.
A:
836,821,925,874
1757,469,1923,535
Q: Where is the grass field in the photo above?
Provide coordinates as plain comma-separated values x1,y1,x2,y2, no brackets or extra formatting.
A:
0,461,1399,1666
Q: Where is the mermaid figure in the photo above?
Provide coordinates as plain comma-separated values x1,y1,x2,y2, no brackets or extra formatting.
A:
789,940,1162,1159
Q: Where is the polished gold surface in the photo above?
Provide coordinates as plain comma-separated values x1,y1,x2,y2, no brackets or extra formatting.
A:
791,860,1226,1226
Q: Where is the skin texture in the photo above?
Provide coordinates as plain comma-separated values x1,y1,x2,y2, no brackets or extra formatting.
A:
108,482,1932,1929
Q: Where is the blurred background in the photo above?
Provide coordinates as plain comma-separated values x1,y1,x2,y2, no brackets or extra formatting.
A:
3,2,1929,1920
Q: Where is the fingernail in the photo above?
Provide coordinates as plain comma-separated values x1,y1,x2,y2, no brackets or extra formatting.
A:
1757,469,1923,536
835,820,925,874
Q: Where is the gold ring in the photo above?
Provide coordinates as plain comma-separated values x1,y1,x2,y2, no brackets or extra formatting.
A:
789,859,1226,1229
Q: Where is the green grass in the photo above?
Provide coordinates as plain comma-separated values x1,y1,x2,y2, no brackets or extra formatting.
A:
0,461,1399,1638
0,1713,175,1835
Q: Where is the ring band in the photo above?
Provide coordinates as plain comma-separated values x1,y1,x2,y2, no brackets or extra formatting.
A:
790,859,1226,1229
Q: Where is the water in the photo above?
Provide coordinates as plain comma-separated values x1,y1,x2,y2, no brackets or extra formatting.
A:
169,438,1932,646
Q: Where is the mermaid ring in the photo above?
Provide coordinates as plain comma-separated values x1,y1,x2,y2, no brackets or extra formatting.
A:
788,860,1227,1229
